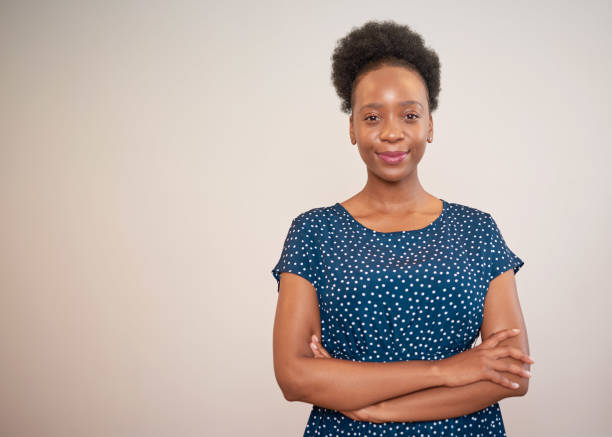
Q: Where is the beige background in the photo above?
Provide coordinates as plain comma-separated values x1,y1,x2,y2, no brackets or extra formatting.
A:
1,0,611,436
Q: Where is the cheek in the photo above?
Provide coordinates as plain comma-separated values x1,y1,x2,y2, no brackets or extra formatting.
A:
406,145,426,164
412,141,427,155
357,147,371,163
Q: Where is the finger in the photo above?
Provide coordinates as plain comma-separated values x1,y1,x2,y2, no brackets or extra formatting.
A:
318,343,332,358
313,336,332,358
491,360,532,379
341,410,358,421
481,328,521,348
492,346,533,364
310,342,325,358
486,369,522,390
504,347,535,364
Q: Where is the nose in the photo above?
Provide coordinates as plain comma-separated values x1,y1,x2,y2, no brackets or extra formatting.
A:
379,117,404,142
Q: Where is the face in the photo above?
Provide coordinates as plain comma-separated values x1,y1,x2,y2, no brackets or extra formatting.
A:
349,65,433,182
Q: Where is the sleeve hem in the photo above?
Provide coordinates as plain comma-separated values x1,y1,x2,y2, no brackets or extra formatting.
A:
272,269,317,293
488,257,524,283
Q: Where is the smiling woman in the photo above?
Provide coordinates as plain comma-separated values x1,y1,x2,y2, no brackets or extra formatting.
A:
271,19,531,437
349,65,433,184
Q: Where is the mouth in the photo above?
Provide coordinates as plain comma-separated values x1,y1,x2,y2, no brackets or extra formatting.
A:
376,150,409,164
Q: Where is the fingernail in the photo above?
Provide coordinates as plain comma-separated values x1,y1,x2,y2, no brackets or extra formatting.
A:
524,370,531,377
311,342,318,350
313,335,319,342
512,382,519,388
512,328,520,332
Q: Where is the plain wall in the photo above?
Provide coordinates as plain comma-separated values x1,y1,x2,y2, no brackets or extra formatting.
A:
1,0,611,436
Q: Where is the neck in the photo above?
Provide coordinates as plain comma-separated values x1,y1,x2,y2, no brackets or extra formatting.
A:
359,167,432,211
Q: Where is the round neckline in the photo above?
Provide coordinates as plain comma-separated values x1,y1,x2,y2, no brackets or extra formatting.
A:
334,198,448,235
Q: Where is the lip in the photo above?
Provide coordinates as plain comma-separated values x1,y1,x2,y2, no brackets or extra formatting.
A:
377,151,409,164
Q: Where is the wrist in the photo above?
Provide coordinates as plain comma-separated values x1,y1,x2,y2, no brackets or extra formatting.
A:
431,359,447,387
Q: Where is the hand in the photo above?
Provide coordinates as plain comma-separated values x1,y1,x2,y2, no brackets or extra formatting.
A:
309,335,385,423
438,328,535,390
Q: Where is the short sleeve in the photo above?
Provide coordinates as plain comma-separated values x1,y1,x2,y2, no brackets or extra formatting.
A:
484,213,525,283
271,214,321,293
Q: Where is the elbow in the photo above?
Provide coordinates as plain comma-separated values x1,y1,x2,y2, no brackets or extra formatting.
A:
280,380,302,402
507,355,531,397
508,377,529,397
517,364,531,396
275,360,307,402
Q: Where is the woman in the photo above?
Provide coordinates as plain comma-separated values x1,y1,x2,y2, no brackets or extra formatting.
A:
271,20,533,436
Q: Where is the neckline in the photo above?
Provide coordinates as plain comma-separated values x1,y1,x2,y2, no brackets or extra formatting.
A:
334,198,447,235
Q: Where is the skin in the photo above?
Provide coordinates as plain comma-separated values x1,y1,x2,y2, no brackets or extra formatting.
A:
342,64,439,228
273,64,533,422
310,270,533,422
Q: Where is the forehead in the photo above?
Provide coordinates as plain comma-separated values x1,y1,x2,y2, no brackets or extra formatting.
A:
353,66,427,109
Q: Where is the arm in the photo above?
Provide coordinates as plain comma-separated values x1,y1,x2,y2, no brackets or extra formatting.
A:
273,272,446,411
370,269,532,422
372,375,523,422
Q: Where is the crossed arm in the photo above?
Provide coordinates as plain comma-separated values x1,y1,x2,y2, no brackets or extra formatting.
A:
361,269,531,422
273,269,531,422
309,334,528,422
372,375,527,423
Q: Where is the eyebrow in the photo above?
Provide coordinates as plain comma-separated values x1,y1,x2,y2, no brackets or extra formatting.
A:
359,100,424,111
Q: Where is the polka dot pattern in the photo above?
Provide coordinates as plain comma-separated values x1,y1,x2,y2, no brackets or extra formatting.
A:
272,199,524,436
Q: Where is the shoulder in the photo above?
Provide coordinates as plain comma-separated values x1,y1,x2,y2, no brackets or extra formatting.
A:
294,204,332,223
290,204,338,237
445,201,519,250
445,199,492,224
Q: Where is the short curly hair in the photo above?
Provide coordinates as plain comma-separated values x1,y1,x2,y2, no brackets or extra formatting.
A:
331,20,441,114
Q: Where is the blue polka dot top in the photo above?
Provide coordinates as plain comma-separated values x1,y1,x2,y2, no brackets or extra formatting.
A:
272,198,524,436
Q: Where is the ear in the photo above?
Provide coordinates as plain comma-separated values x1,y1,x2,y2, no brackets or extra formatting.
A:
349,114,356,145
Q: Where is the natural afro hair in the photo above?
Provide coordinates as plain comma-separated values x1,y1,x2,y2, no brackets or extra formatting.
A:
331,20,441,114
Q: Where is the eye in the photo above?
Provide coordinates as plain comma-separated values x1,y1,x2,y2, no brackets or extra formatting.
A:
363,114,418,122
